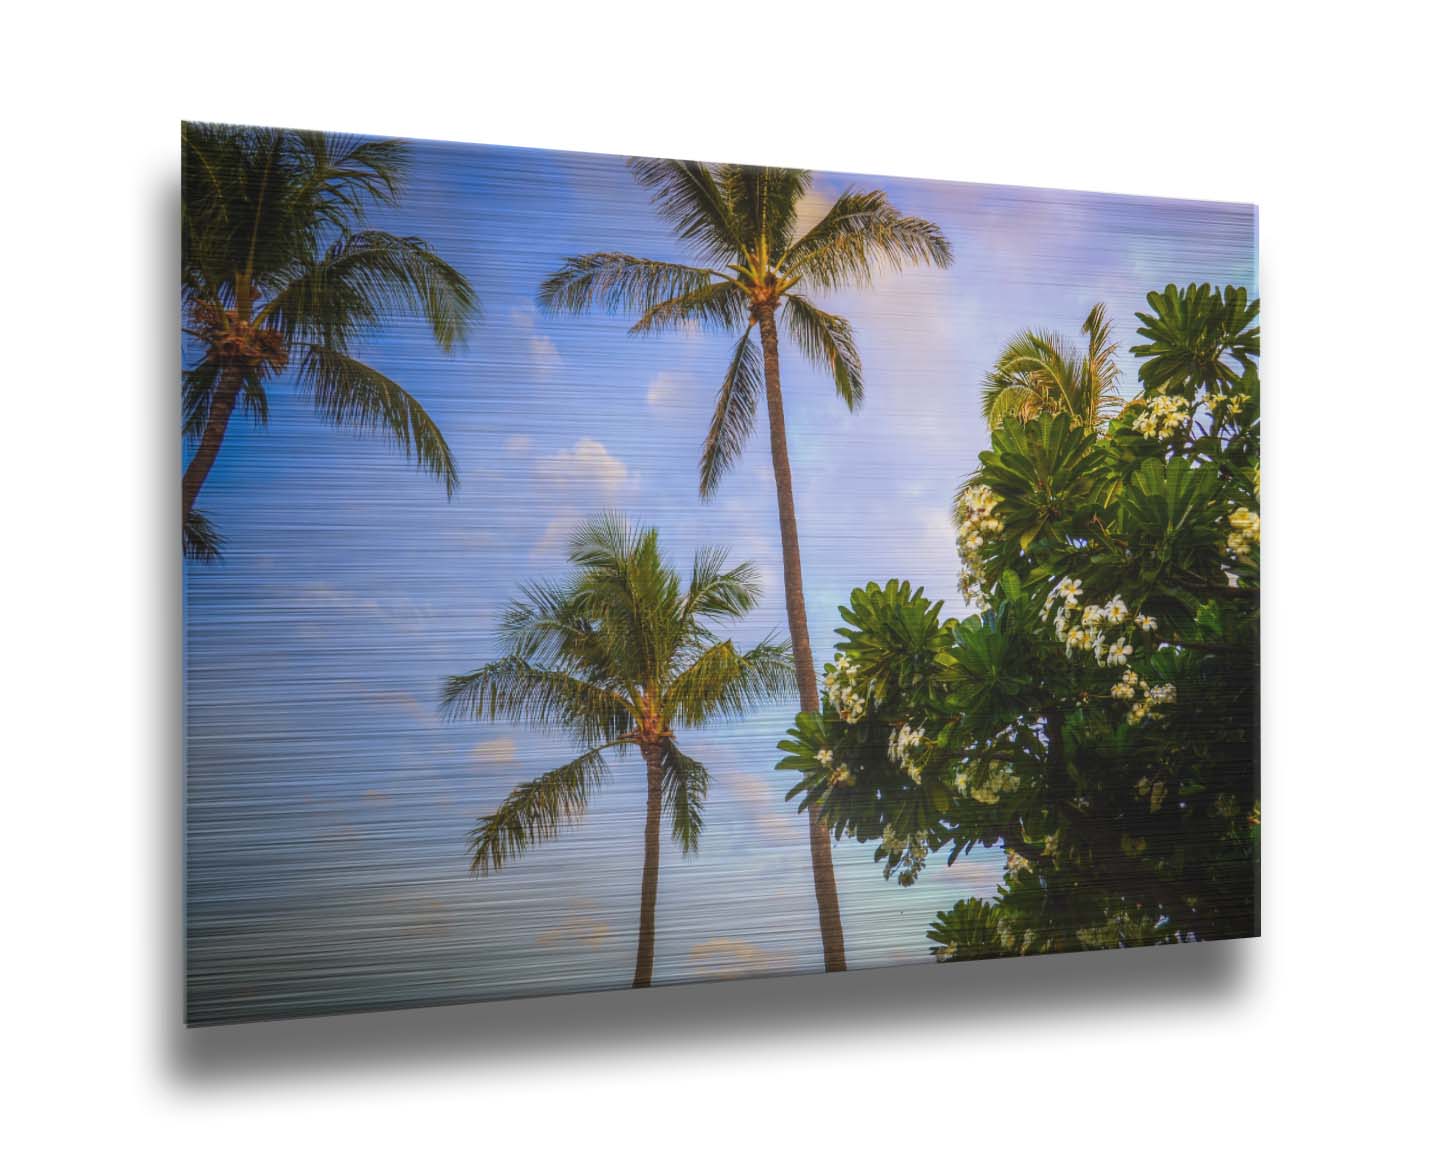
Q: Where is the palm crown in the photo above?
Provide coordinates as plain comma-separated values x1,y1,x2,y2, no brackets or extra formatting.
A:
441,515,792,986
181,123,478,558
538,161,954,494
980,302,1125,431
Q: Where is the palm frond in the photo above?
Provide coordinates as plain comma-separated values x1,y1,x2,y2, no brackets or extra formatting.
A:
440,656,633,746
468,745,616,874
261,230,477,353
981,330,1081,427
682,547,762,623
981,308,1124,429
699,325,762,499
668,636,794,728
659,739,708,855
979,375,1042,427
569,518,680,686
1082,302,1124,422
181,361,221,442
183,507,225,561
628,280,747,336
627,158,746,263
498,577,606,669
566,511,653,575
537,253,722,316
296,345,459,496
779,189,953,290
783,294,864,409
720,165,811,260
287,131,408,222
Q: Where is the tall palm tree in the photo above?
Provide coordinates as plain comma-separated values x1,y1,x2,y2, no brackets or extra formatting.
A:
538,161,953,971
441,515,793,988
980,303,1124,430
180,122,478,559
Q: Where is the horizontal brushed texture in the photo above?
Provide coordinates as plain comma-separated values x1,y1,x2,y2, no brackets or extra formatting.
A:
183,129,1257,1025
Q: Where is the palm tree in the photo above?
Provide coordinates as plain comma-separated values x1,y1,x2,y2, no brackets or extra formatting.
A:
538,162,953,971
180,122,478,559
441,515,793,988
980,303,1124,430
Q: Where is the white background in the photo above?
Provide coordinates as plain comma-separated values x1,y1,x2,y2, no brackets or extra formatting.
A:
4,1,1436,1146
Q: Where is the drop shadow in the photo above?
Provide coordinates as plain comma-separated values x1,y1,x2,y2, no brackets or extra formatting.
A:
152,163,187,1069
166,938,1252,1085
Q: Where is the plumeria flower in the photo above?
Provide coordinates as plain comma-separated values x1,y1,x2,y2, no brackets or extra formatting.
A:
1136,613,1158,633
1226,507,1261,558
1046,577,1083,612
1106,640,1133,667
1134,394,1190,439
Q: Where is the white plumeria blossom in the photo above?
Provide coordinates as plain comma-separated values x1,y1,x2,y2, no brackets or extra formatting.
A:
1204,389,1248,421
1119,674,1178,724
1227,507,1260,558
887,722,926,783
1049,578,1155,670
1111,668,1142,700
1044,577,1083,616
956,484,1004,608
824,652,871,724
1134,393,1190,439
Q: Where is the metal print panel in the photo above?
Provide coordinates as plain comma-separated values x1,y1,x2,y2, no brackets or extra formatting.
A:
182,123,1259,1025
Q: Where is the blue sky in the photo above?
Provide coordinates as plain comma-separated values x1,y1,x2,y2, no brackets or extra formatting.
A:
183,138,1256,1022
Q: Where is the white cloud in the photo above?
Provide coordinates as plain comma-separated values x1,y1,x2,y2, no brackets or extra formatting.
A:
536,438,629,492
504,434,533,455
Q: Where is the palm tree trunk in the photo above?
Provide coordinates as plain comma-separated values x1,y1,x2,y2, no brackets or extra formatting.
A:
633,742,665,988
755,306,847,973
182,370,242,525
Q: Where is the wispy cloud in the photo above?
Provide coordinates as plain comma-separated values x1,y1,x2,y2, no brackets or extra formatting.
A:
531,508,582,559
510,306,562,377
471,736,519,767
536,913,612,950
688,937,778,977
719,768,807,845
646,371,685,407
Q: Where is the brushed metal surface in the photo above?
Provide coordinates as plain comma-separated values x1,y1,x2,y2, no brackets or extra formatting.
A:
183,131,1257,1024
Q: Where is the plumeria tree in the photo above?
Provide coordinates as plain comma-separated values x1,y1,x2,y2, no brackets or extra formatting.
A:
779,284,1260,959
